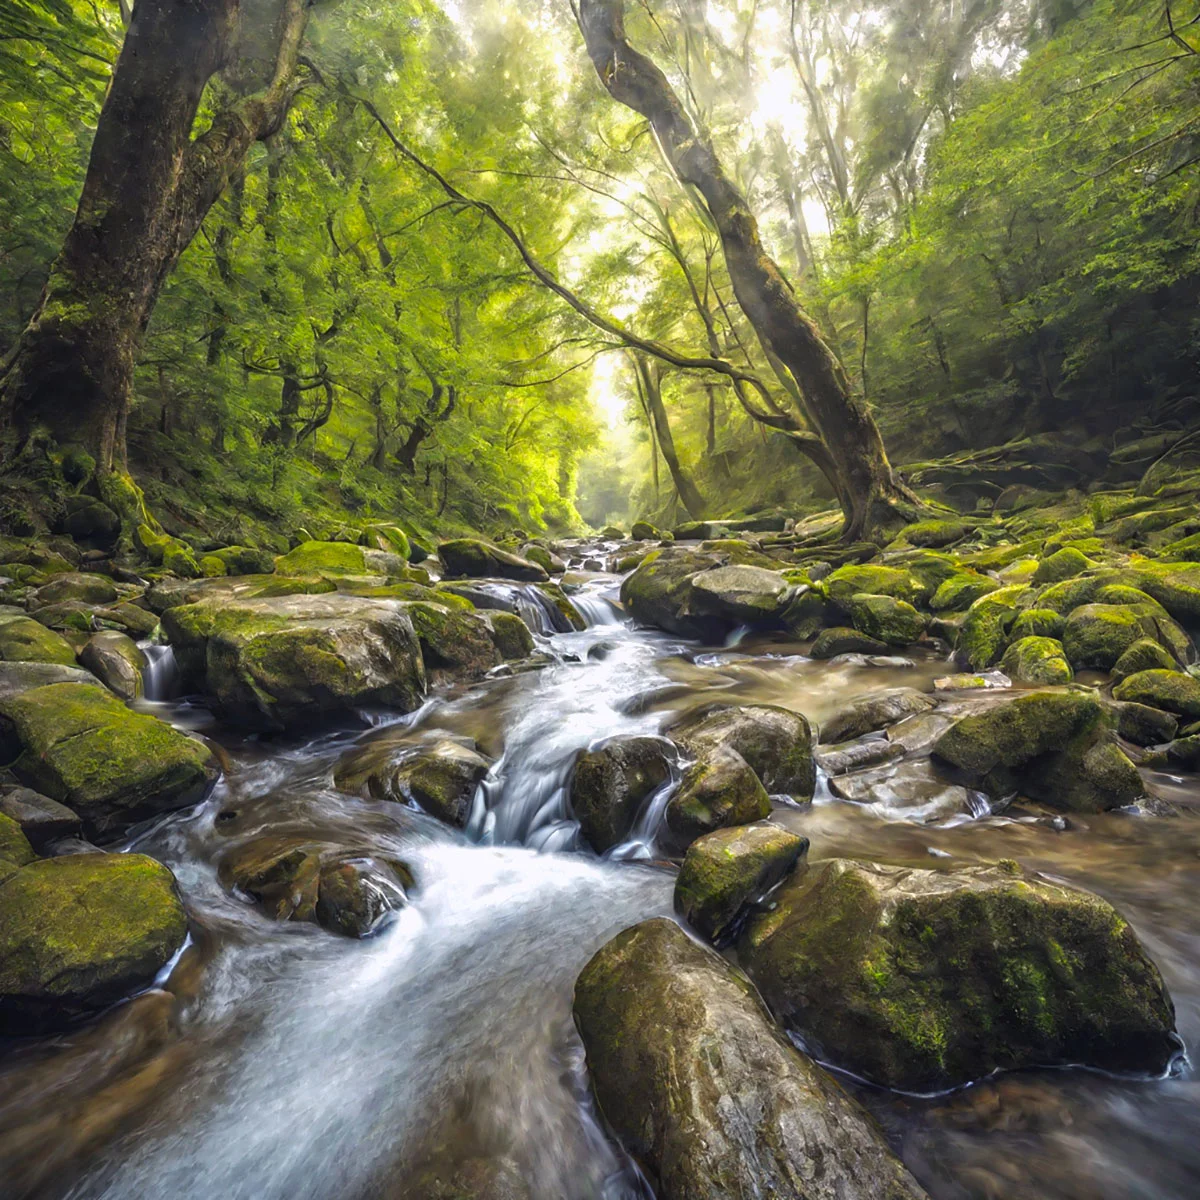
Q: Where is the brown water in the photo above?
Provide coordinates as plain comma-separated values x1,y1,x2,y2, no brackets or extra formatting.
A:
0,568,1197,1199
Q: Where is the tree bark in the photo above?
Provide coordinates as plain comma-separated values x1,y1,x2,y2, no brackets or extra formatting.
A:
0,0,311,470
578,0,920,541
633,355,705,520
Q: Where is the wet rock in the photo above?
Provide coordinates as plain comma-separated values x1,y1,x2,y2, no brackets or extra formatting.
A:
933,670,1011,693
0,786,82,850
998,636,1073,685
1032,546,1094,584
619,547,728,639
816,737,906,775
520,543,566,575
1112,637,1178,682
0,852,187,1033
668,703,815,798
30,599,96,633
957,586,1028,670
94,601,159,638
665,746,771,846
1167,734,1200,769
30,571,118,608
829,759,981,822
573,918,927,1200
371,739,491,828
535,582,586,632
1062,604,1150,670
477,610,535,661
843,593,928,645
403,1156,532,1200
439,538,549,583
0,682,218,838
162,592,427,730
810,626,890,659
1112,669,1200,719
315,859,409,938
688,564,788,623
0,615,79,666
78,629,146,701
739,858,1178,1093
820,688,937,744
570,736,671,852
933,690,1142,812
675,823,809,942
1113,702,1178,747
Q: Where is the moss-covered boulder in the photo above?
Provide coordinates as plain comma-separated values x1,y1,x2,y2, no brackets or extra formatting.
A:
275,540,370,577
929,572,999,613
30,571,118,608
368,739,491,828
820,688,936,744
1032,547,1094,584
958,585,1028,669
0,683,218,837
825,564,922,609
668,703,815,799
0,853,187,1032
630,520,662,540
894,518,970,549
573,918,928,1200
1112,669,1200,719
0,812,36,870
1112,638,1178,683
999,636,1073,685
360,523,412,561
163,593,428,730
1062,604,1149,670
932,690,1142,812
519,543,565,575
570,736,671,852
78,630,146,701
211,545,276,576
1010,607,1064,641
0,614,79,666
688,564,788,623
844,593,928,645
438,538,549,583
536,582,586,632
1114,702,1178,747
406,601,521,682
675,823,808,943
738,858,1177,1093
665,746,771,846
619,547,727,639
809,626,890,659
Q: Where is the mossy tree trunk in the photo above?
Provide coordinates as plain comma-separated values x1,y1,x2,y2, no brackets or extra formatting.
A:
632,354,706,520
578,0,923,541
0,0,311,472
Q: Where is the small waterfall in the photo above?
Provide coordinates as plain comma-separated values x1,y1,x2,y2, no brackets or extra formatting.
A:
442,581,569,636
571,591,621,627
141,643,180,701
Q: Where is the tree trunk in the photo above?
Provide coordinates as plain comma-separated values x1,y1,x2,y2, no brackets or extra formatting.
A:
0,0,310,471
633,355,705,520
578,0,921,541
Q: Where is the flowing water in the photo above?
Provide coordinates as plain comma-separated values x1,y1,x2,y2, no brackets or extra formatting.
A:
2,564,1200,1198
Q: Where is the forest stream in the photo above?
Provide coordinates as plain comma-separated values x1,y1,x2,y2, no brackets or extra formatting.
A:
1,549,1198,1200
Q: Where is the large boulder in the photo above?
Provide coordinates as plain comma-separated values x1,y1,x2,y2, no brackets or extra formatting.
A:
739,858,1178,1093
0,660,98,702
998,635,1072,685
570,735,671,852
78,629,146,701
1062,604,1150,670
932,690,1142,812
843,594,928,645
619,547,727,639
0,615,78,666
668,703,815,799
161,593,428,730
274,540,373,577
688,564,788,623
810,627,890,659
665,746,771,846
820,688,936,744
573,918,927,1200
957,586,1027,670
438,539,549,583
1112,669,1200,719
0,853,187,1033
31,571,118,608
675,823,809,942
0,682,218,837
825,564,923,608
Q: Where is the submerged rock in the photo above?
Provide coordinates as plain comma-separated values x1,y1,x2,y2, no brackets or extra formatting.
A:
820,688,937,744
439,538,549,582
0,682,218,838
371,739,491,828
0,853,187,1033
570,735,671,852
675,823,809,942
739,858,1178,1093
573,918,927,1200
810,626,890,659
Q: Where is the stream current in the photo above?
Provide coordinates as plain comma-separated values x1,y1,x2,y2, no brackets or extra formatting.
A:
1,561,1199,1199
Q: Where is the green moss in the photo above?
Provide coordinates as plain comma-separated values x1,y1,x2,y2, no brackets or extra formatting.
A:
930,572,1000,613
1010,608,1064,640
360,523,411,560
825,564,922,608
0,814,35,868
1112,669,1200,719
1112,638,1177,682
200,554,227,577
1033,547,1094,584
211,546,276,576
957,585,1028,669
844,593,928,645
1061,604,1148,670
891,519,971,549
999,636,1073,685
665,748,771,846
963,539,1044,571
275,541,367,577
0,616,78,666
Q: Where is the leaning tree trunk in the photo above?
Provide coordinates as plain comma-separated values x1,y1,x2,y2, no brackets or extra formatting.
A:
0,0,310,472
633,355,706,520
578,0,921,541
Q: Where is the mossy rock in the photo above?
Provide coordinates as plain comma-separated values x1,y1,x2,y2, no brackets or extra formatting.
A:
31,571,118,608
1061,604,1149,670
0,615,79,666
574,918,926,1200
957,585,1029,670
0,682,218,837
535,582,586,632
665,747,771,847
825,564,922,609
893,519,971,549
675,823,808,943
844,593,928,645
630,520,661,540
780,585,827,639
438,538,548,583
1114,702,1178,747
406,601,506,681
999,636,1073,685
0,813,36,869
619,547,728,640
211,545,277,576
0,852,187,1033
570,735,671,852
370,739,491,828
78,630,146,701
688,564,789,623
930,572,1000,613
1112,638,1178,683
275,540,368,577
199,554,227,578
1037,574,1103,615
478,610,535,661
962,539,1044,571
520,543,558,574
1032,547,1094,585
1010,608,1064,640
1112,670,1200,720
739,858,1177,1093
360,524,411,561
809,626,890,659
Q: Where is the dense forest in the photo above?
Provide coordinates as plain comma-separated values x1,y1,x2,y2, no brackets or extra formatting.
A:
2,2,1200,1199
